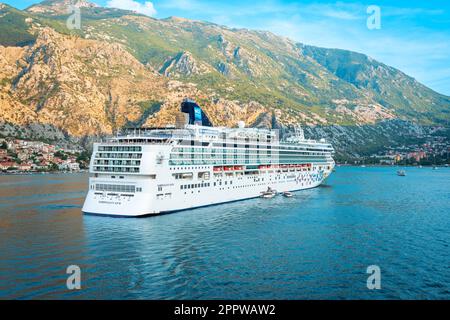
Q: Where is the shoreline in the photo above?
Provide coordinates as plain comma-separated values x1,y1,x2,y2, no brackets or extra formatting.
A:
0,170,88,175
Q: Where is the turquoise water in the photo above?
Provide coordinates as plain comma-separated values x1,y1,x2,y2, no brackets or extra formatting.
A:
0,167,449,299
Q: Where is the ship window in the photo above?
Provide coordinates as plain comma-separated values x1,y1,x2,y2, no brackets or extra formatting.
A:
198,171,210,180
96,184,136,193
173,172,193,180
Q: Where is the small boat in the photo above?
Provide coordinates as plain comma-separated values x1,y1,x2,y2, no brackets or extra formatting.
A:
433,166,438,170
397,170,406,176
260,187,277,198
260,192,276,199
282,191,293,198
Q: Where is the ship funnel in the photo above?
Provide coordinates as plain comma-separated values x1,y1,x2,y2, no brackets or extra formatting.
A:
181,99,213,127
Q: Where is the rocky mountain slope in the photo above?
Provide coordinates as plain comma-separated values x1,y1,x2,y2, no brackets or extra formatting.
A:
0,0,449,156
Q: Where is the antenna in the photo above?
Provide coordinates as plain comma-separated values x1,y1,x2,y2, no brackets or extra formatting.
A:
294,125,305,140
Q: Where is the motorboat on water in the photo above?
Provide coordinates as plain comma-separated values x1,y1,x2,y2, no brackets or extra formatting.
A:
260,192,276,199
260,187,277,198
397,170,406,176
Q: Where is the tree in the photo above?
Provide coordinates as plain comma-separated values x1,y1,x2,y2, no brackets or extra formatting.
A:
76,151,89,162
55,151,68,160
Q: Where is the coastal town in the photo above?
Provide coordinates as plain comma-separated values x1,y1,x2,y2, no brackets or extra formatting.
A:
343,126,450,166
0,138,89,173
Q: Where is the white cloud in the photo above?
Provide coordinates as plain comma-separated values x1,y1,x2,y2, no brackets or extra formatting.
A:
107,0,157,16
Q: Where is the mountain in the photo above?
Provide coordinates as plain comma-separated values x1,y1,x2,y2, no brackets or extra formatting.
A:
0,0,448,156
302,45,449,124
27,0,98,13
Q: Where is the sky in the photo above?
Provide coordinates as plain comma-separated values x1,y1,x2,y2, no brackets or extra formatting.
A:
6,0,450,95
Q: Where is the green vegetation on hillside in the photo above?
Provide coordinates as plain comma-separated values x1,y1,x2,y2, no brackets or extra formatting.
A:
0,4,36,46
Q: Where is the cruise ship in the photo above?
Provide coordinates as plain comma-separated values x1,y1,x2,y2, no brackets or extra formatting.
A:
82,99,335,217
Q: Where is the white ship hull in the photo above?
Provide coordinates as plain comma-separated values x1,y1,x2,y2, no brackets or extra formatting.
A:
82,164,333,217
